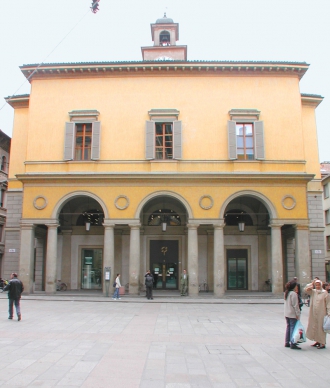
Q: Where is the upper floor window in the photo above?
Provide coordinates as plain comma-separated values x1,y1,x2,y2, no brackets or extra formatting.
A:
236,123,254,160
327,235,330,251
1,156,6,172
75,123,92,161
325,209,330,225
324,183,329,199
64,110,100,161
155,123,173,159
0,189,5,208
228,109,264,161
146,109,182,160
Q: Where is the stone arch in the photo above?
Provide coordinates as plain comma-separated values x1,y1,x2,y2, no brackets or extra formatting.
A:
135,191,193,219
220,190,277,220
52,191,109,219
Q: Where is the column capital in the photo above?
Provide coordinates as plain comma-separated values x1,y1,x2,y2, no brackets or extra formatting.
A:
269,223,283,229
103,222,115,229
46,223,59,229
214,223,225,230
187,223,199,230
129,223,141,229
20,223,35,231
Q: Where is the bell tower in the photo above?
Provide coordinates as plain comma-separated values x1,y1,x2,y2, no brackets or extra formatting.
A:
141,14,187,61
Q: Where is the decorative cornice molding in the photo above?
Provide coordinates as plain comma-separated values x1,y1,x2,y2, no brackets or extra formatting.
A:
19,61,309,82
301,94,323,107
5,95,29,109
16,172,315,183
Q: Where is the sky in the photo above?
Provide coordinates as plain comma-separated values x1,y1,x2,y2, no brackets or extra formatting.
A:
0,0,329,161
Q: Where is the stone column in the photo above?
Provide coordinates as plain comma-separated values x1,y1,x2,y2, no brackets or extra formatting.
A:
45,224,59,294
187,223,199,296
61,230,72,289
103,224,115,296
19,223,35,294
214,223,225,297
295,224,311,287
207,229,214,292
129,224,141,295
270,224,284,295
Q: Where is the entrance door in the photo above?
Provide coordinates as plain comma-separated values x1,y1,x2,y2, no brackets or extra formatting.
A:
81,248,102,289
227,249,248,290
150,240,178,289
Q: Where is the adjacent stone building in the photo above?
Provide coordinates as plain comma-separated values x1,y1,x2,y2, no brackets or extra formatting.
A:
0,130,10,277
2,15,325,295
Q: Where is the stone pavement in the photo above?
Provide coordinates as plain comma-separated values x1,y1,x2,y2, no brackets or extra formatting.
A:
0,294,329,387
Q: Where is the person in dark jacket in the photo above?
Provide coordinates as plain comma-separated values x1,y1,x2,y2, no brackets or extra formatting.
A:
2,273,24,321
145,270,154,300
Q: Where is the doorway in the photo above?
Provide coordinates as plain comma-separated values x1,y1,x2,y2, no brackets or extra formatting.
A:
81,248,102,289
150,240,179,290
227,249,248,290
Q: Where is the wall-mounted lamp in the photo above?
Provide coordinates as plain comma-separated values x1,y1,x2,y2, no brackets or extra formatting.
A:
85,222,91,231
162,222,167,232
238,221,245,232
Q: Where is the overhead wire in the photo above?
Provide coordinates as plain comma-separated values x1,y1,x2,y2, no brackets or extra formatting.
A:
0,7,92,113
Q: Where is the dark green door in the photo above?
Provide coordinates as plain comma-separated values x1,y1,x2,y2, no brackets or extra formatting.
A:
150,240,178,290
227,249,248,290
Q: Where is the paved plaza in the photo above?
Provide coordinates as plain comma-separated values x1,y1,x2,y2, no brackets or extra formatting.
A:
0,294,329,387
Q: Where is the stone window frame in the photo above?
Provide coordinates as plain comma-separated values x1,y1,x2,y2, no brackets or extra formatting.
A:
145,109,182,160
64,110,101,161
227,109,265,161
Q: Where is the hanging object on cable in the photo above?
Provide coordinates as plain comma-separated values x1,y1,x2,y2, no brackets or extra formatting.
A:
91,0,100,13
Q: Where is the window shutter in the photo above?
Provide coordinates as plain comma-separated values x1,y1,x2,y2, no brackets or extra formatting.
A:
173,120,182,160
64,122,75,160
91,121,101,160
145,121,155,160
227,121,237,160
254,121,265,160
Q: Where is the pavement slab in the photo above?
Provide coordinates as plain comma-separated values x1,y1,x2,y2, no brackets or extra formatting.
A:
0,294,329,387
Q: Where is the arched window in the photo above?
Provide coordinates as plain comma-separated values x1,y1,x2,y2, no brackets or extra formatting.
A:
159,30,170,46
1,156,6,172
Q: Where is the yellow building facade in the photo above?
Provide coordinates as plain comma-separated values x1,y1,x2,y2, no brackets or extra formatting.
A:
3,16,325,295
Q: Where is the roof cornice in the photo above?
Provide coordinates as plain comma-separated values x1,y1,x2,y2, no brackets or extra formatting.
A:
301,93,324,107
5,94,30,109
19,61,309,82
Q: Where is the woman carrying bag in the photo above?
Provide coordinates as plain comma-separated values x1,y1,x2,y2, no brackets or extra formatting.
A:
284,280,301,349
304,279,330,349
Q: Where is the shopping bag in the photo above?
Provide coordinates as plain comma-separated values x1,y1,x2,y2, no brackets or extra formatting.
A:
323,316,330,334
291,320,306,344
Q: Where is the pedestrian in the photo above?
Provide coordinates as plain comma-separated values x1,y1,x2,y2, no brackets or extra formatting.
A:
145,270,154,300
284,280,301,349
322,282,329,291
304,279,330,349
112,273,121,300
2,273,24,321
180,269,188,296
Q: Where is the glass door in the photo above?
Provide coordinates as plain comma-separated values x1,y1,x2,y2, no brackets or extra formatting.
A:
150,240,178,290
81,248,102,289
227,249,248,290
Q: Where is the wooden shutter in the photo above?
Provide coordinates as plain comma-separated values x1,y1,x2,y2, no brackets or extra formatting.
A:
145,121,155,160
254,121,265,160
173,121,182,160
91,121,101,160
227,121,237,160
64,122,75,160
